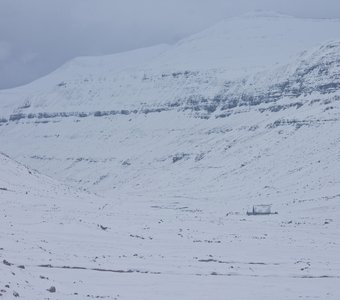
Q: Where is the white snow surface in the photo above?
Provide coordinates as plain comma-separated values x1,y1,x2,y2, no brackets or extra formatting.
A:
0,13,340,299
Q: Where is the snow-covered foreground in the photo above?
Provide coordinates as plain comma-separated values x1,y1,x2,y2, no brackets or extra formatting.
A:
1,153,339,299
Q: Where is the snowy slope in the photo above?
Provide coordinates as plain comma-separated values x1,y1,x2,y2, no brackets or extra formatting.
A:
0,153,107,298
0,12,340,299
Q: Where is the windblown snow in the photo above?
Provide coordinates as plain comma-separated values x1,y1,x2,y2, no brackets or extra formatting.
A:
0,12,339,299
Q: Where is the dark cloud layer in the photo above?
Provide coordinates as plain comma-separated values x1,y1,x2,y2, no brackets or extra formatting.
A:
0,0,339,89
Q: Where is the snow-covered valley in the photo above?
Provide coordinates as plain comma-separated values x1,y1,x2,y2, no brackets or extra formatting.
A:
1,151,339,299
0,13,340,299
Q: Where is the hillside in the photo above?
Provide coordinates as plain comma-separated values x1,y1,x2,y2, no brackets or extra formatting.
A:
0,12,340,299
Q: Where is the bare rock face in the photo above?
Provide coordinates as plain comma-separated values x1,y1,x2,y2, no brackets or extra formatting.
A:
3,260,12,266
47,286,56,293
13,291,20,297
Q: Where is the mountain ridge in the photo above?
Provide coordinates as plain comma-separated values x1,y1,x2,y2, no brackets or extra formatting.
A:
1,39,339,122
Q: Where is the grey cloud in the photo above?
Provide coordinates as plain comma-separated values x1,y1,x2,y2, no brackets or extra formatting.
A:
0,0,339,89
0,41,11,62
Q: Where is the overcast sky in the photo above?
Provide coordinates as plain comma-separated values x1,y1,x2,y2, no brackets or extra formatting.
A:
0,0,339,89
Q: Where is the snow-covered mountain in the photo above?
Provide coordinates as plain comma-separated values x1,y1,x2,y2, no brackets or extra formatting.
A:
0,12,340,299
1,12,340,114
0,13,339,198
